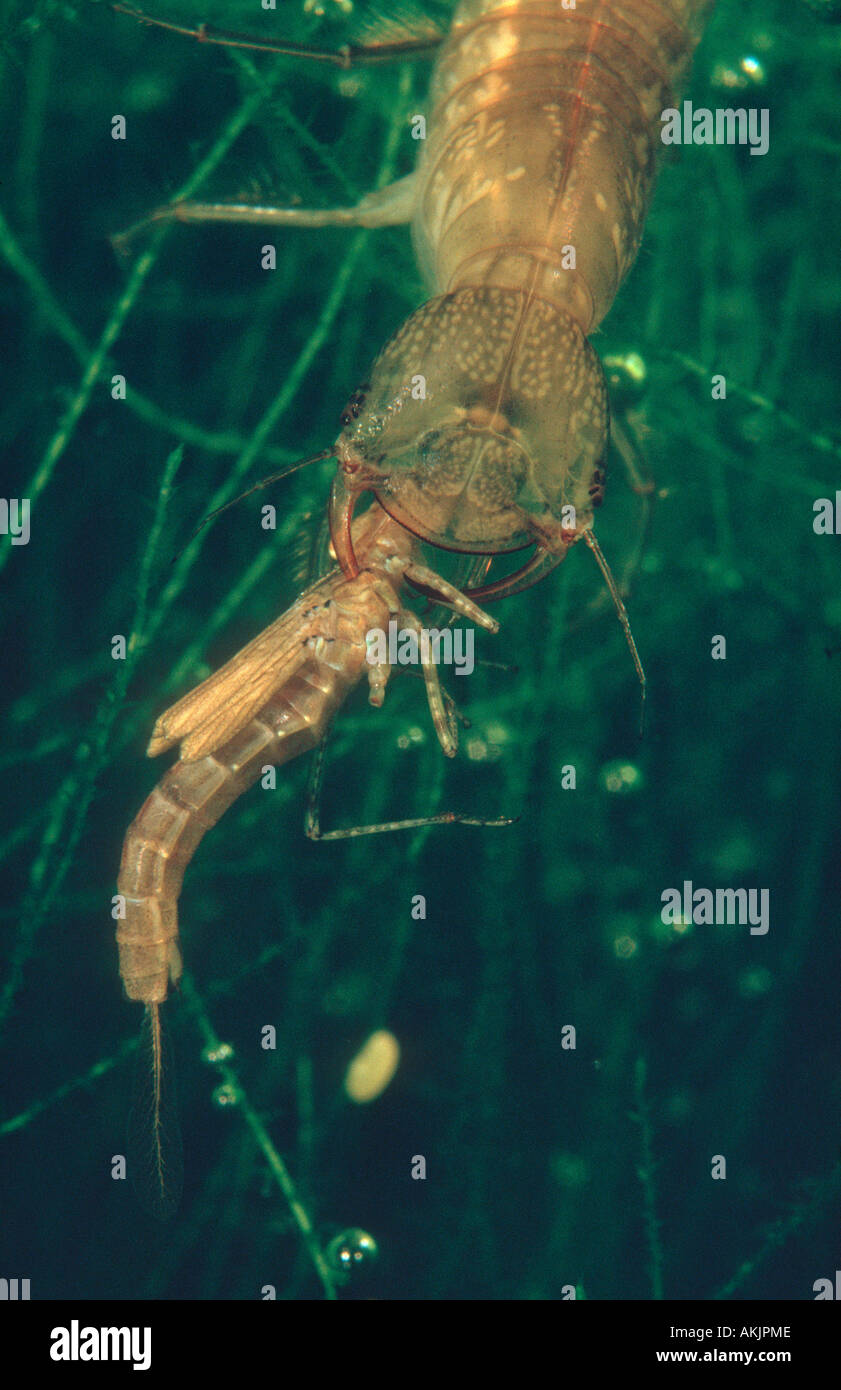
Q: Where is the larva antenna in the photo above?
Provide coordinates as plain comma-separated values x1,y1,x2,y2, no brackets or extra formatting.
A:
172,449,335,562
583,528,646,737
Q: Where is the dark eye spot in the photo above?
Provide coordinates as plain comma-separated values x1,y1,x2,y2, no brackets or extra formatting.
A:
340,385,368,427
588,464,606,504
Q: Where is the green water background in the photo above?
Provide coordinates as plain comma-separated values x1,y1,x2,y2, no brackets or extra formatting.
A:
0,0,839,1299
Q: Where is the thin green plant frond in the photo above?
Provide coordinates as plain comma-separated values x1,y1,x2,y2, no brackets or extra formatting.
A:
0,447,183,1039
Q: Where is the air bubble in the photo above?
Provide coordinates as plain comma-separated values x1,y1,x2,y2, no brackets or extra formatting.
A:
600,760,644,795
326,1229,378,1277
212,1083,239,1108
602,352,648,405
740,56,766,85
613,934,638,960
304,0,353,17
397,725,426,750
711,53,767,90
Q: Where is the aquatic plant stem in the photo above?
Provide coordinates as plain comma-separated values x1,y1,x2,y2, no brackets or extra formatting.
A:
0,448,182,1039
179,973,338,1300
0,56,294,575
634,1057,665,1300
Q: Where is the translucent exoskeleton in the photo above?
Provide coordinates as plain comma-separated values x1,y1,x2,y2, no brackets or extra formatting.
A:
3,0,839,1307
114,0,715,1218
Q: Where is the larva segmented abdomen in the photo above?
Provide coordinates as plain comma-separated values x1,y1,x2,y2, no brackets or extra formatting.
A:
116,664,354,1005
415,0,713,329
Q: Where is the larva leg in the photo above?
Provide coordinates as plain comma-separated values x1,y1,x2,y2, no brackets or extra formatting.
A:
117,176,420,245
397,608,458,757
395,667,475,738
603,352,658,579
607,407,657,597
114,5,444,67
583,531,647,733
575,403,658,631
560,345,658,632
303,728,514,843
611,411,656,503
402,564,499,633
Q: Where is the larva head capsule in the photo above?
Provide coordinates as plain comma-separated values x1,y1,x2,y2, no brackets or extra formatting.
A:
336,287,608,556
